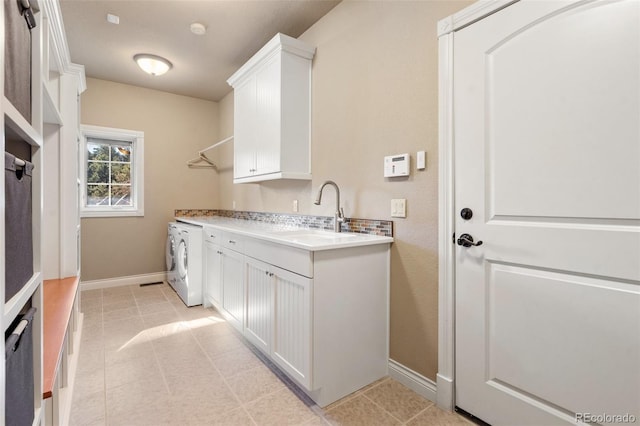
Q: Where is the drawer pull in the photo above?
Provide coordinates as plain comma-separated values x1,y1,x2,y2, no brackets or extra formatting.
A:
228,240,236,244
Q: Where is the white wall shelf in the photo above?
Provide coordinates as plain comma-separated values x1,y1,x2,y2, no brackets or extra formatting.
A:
42,81,63,125
3,97,43,147
3,272,43,331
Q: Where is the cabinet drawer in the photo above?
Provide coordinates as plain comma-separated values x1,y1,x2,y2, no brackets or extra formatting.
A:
222,232,244,252
203,226,222,244
244,238,313,278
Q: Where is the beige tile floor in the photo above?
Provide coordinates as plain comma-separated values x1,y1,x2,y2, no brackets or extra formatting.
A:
71,283,473,426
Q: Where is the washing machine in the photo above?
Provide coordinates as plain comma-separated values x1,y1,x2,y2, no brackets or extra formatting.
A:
166,223,178,290
171,222,203,306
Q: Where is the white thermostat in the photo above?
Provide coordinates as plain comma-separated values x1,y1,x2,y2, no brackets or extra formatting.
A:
384,153,410,177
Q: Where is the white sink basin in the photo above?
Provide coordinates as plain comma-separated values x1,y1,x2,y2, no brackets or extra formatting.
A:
272,229,361,244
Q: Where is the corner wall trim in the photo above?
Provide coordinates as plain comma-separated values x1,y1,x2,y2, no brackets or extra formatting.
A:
80,272,167,291
388,359,437,403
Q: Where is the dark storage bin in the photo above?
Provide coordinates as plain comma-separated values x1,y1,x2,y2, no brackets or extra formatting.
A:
5,307,37,426
4,0,35,123
5,152,34,302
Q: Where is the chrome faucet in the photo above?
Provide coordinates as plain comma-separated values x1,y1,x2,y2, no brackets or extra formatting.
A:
314,180,345,233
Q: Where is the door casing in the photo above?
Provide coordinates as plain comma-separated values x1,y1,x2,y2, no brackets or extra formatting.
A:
436,0,523,411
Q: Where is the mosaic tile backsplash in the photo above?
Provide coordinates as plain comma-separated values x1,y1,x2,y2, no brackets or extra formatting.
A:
174,209,393,237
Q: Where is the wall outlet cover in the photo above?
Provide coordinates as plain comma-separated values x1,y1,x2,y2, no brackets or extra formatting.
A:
391,199,407,218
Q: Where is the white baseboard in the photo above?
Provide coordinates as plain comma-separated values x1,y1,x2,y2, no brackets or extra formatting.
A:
388,359,437,403
80,272,166,291
436,373,454,411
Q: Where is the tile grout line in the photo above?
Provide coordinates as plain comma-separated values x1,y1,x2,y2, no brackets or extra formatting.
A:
143,290,180,402
189,311,259,426
360,391,411,425
401,402,435,425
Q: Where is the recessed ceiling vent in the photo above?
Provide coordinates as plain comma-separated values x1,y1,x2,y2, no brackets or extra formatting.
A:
106,13,119,25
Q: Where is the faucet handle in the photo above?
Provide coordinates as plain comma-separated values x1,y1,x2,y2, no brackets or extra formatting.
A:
338,207,345,221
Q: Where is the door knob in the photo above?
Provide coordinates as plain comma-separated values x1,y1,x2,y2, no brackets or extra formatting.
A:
460,208,473,220
457,233,483,248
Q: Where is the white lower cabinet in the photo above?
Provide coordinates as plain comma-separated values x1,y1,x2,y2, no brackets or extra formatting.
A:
271,266,312,389
244,258,273,353
204,240,222,308
245,256,313,388
221,248,245,332
202,225,390,407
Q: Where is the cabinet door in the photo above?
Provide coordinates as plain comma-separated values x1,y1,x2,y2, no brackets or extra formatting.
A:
221,248,245,332
254,55,281,176
233,77,257,179
204,241,222,309
272,266,313,390
244,258,273,354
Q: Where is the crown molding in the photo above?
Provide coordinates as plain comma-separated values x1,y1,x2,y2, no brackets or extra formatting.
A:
40,1,86,92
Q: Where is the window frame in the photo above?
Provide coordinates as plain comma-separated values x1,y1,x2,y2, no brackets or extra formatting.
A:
80,125,144,217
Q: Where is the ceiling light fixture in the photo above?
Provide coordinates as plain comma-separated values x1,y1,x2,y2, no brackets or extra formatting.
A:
133,54,172,76
190,22,207,36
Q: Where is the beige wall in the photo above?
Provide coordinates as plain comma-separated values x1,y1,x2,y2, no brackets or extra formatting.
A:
217,0,471,381
81,78,220,281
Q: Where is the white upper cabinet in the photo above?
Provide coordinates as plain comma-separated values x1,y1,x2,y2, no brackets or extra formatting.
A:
227,33,315,183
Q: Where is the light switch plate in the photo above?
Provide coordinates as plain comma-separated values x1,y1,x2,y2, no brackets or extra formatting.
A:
417,151,426,170
391,199,407,218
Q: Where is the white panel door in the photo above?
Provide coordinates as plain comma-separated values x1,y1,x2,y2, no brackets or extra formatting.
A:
222,248,245,332
245,257,273,354
233,77,257,179
254,55,282,176
454,1,640,425
272,265,313,390
204,241,222,308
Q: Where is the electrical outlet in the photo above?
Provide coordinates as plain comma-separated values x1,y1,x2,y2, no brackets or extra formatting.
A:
293,200,299,212
391,199,407,218
232,200,236,210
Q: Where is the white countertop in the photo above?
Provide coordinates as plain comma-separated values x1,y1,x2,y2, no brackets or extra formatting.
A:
175,216,393,251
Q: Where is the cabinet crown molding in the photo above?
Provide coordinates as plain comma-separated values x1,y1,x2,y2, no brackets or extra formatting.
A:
227,33,316,87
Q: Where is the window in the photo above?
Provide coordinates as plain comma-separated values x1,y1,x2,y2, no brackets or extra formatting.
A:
80,125,144,217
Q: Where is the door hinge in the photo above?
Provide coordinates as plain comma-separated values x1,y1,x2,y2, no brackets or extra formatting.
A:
452,233,456,244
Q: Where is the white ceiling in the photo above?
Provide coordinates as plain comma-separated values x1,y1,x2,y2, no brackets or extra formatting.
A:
59,1,341,102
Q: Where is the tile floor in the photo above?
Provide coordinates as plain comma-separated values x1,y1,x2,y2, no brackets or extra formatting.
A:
71,283,473,426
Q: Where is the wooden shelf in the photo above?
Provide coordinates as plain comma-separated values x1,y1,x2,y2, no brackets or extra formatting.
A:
43,276,79,399
3,96,43,147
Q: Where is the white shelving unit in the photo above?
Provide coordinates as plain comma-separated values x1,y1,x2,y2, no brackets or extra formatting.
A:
2,1,85,424
2,1,45,423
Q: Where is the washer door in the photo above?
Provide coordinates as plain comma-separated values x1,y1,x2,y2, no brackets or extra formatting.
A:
176,239,188,281
165,235,175,272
